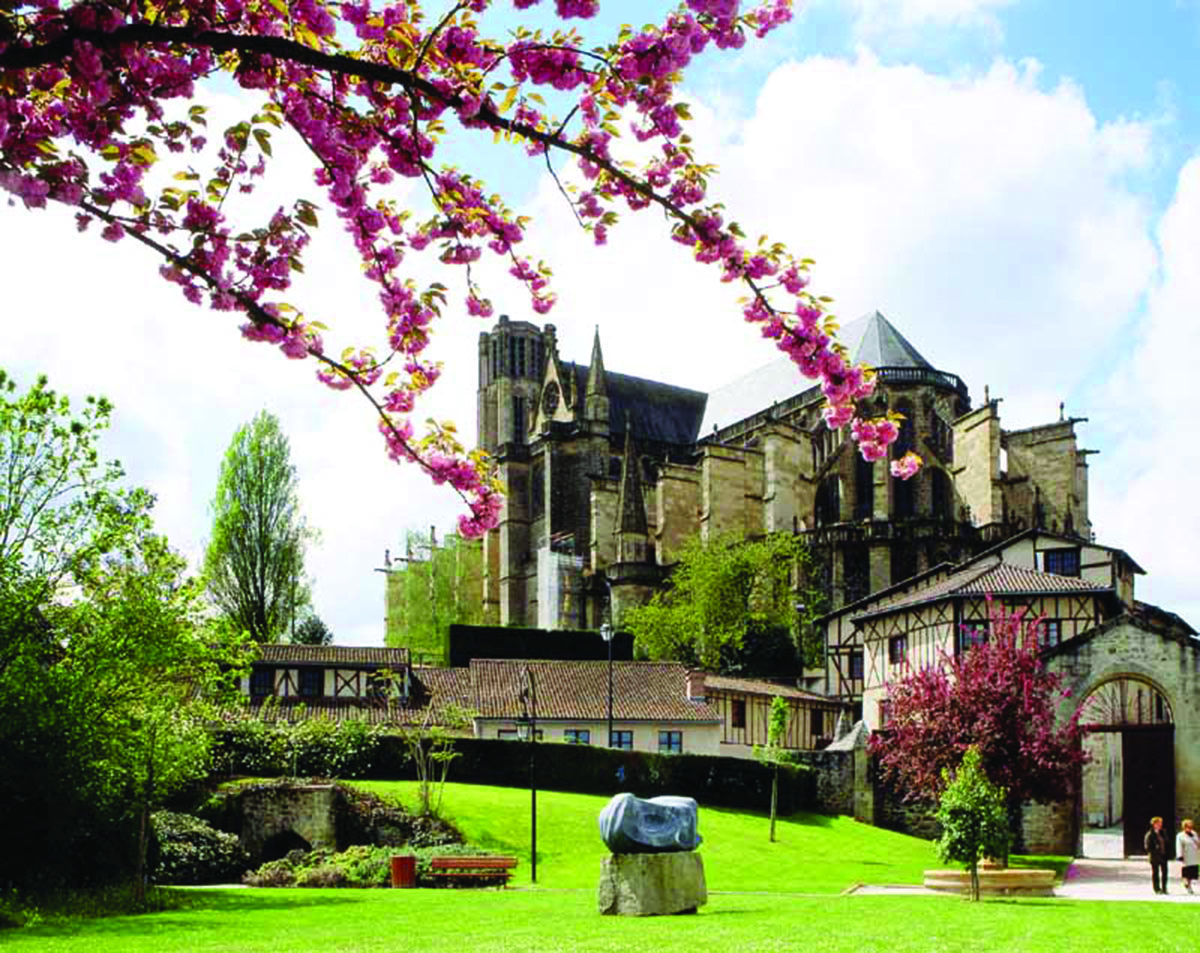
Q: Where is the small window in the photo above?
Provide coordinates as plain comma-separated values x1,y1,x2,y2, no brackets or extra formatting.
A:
611,730,633,750
564,729,590,745
298,668,323,698
888,635,907,665
878,700,892,726
1039,620,1061,648
658,730,683,754
250,668,274,698
1044,549,1081,577
731,699,747,730
811,709,824,738
849,650,864,681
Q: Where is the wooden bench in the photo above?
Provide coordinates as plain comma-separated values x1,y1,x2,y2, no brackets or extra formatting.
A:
429,855,518,887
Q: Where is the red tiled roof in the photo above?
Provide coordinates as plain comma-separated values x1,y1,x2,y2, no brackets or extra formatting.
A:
411,666,474,716
227,697,412,725
468,659,720,723
256,644,409,667
702,674,837,703
853,562,1108,622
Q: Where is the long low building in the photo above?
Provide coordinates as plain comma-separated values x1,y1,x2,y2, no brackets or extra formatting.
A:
233,646,846,756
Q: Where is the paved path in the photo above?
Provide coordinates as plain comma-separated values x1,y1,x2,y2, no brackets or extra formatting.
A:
851,858,1200,902
1057,858,1198,902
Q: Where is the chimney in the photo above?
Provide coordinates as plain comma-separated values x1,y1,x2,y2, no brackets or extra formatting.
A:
685,670,706,702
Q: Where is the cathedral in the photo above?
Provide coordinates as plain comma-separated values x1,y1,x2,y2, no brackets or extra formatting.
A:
476,310,1094,634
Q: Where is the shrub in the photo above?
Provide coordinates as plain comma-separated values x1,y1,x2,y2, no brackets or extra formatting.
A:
151,811,249,885
213,719,380,779
244,846,394,889
242,857,297,888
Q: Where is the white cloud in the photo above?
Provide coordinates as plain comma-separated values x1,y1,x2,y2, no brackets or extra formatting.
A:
1088,155,1200,626
838,0,1017,42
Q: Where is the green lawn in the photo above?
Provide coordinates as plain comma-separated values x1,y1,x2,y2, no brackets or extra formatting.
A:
6,781,1189,953
351,780,941,892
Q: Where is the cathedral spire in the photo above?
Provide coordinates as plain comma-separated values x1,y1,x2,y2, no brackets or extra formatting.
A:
586,325,607,397
616,419,649,541
585,325,610,430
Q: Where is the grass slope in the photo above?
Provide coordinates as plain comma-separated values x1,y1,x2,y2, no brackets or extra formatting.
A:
7,781,1180,953
353,780,940,891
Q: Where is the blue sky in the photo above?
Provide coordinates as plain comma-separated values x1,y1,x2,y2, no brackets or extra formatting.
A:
2,0,1199,641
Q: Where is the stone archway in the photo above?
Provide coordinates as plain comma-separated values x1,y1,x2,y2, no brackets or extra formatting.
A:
1077,676,1174,859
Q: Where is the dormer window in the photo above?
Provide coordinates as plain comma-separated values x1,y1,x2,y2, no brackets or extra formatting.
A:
1044,548,1081,578
299,668,323,698
251,668,274,697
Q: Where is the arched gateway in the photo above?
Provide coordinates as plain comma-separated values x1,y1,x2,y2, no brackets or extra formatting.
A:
1077,676,1174,858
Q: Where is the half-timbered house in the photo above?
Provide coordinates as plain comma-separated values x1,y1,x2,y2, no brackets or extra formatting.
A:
697,672,849,756
239,644,412,722
819,528,1143,719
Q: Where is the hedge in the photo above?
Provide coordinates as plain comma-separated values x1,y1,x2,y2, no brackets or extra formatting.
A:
212,725,815,815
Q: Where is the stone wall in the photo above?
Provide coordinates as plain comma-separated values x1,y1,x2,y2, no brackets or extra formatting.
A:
238,784,339,865
794,749,854,817
1050,616,1200,832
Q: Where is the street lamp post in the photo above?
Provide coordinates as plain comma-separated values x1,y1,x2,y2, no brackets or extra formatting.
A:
517,667,538,884
600,622,614,749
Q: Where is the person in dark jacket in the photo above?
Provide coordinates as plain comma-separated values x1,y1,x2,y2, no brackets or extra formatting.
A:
1146,816,1169,894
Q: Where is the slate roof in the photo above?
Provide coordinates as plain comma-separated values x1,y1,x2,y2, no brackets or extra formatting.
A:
566,363,708,447
698,310,934,434
839,310,932,370
467,659,720,723
853,562,1110,623
255,644,410,667
702,674,840,704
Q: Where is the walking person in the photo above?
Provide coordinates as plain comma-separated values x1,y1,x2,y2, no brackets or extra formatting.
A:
1146,816,1169,894
1176,819,1200,894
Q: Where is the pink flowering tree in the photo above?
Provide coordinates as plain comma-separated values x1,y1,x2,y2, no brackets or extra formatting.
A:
0,0,920,535
869,599,1088,809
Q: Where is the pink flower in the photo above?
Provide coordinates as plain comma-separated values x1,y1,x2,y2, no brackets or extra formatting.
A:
890,452,923,480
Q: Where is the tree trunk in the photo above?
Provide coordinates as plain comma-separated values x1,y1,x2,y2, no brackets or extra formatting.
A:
769,765,778,843
969,860,979,902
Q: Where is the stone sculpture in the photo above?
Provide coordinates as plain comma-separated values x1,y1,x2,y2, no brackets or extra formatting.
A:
598,793,702,854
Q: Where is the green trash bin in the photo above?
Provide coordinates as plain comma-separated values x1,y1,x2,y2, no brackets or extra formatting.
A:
390,854,416,888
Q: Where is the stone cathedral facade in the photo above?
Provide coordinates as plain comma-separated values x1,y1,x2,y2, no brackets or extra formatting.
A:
476,310,1095,633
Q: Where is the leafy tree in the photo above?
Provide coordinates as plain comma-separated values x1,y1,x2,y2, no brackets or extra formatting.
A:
0,1,921,542
293,613,333,645
869,599,1088,816
204,410,312,643
385,530,483,664
396,703,476,818
754,695,790,843
625,532,823,672
935,746,1011,902
68,530,246,901
0,369,147,588
0,370,248,895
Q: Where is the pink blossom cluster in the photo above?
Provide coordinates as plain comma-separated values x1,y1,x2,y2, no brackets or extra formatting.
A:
2,0,917,543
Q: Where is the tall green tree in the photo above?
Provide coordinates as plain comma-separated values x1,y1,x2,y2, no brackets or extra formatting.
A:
204,410,312,642
65,530,247,901
0,369,145,588
625,533,824,673
385,529,483,664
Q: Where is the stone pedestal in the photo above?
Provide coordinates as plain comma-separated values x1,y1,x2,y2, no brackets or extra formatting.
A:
598,852,707,916
923,867,1056,897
